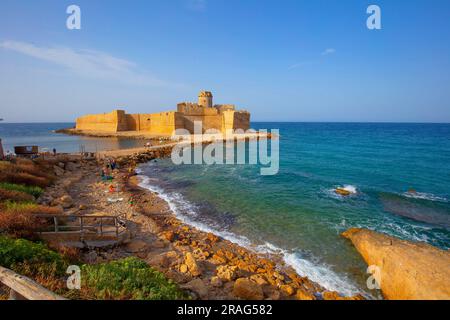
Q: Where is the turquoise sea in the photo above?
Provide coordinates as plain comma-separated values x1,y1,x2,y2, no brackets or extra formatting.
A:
136,123,450,297
2,122,449,297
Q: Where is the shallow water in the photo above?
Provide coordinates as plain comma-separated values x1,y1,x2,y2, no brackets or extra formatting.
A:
137,123,450,297
0,123,144,153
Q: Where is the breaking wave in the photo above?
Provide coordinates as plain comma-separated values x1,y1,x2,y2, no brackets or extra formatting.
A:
136,168,361,297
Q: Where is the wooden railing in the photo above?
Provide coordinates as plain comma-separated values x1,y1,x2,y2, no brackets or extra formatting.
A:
34,213,128,242
0,266,66,300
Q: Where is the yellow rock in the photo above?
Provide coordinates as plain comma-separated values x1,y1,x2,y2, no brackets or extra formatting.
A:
296,288,316,300
280,284,295,296
342,228,450,300
185,252,202,277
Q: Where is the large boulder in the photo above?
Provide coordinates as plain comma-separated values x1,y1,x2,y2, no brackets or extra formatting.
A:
58,195,73,209
125,239,149,253
185,252,202,277
181,279,208,299
233,278,264,300
342,228,450,300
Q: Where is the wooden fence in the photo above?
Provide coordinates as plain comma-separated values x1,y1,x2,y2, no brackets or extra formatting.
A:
0,266,66,300
35,213,128,243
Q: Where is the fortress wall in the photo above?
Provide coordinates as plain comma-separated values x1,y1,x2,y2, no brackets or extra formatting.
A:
74,92,250,135
116,110,129,131
233,111,251,131
215,104,236,113
177,103,219,116
75,111,122,132
125,114,140,131
137,113,153,131
137,111,183,135
222,110,250,132
182,114,223,133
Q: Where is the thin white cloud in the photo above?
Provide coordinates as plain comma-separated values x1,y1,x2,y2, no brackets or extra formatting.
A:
0,40,167,86
288,61,314,70
289,48,336,69
321,48,336,56
186,0,207,12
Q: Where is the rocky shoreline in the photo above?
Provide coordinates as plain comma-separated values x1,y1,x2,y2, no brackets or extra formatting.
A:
39,147,364,300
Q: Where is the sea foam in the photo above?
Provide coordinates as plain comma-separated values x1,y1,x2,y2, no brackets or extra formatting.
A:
136,168,361,297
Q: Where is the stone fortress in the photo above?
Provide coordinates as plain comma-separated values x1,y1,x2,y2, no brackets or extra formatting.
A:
75,91,250,136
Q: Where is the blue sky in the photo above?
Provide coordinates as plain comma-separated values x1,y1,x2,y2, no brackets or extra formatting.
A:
1,0,449,122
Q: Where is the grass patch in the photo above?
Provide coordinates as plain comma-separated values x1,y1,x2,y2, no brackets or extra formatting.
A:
0,236,70,295
81,257,188,300
0,188,34,202
0,182,43,198
0,202,62,239
0,236,67,277
4,200,37,210
0,160,54,188
0,172,51,188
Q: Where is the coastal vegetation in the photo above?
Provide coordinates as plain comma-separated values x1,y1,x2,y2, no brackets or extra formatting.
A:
0,182,44,198
0,160,58,239
81,257,188,300
0,157,187,300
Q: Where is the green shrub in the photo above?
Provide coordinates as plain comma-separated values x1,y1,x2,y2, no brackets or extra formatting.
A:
4,200,37,210
0,236,67,277
0,183,43,198
81,257,188,300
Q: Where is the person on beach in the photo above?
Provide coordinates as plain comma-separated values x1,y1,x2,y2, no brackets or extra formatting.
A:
111,159,117,170
53,148,56,156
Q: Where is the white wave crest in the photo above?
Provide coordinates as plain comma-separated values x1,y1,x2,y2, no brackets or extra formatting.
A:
136,169,361,297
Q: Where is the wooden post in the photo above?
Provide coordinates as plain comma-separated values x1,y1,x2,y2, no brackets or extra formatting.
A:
9,289,26,300
80,216,84,242
0,266,66,300
54,216,59,232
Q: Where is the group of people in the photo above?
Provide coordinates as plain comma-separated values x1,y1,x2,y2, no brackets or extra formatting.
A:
100,158,118,181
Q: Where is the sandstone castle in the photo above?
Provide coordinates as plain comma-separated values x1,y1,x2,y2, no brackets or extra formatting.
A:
75,91,250,135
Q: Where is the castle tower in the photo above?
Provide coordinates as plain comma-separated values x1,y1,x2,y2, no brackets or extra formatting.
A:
198,91,213,108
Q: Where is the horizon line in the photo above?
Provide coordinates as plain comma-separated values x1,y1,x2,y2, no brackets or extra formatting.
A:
1,121,450,125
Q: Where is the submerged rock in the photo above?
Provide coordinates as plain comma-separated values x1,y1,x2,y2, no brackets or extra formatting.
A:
335,188,351,196
342,228,450,300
